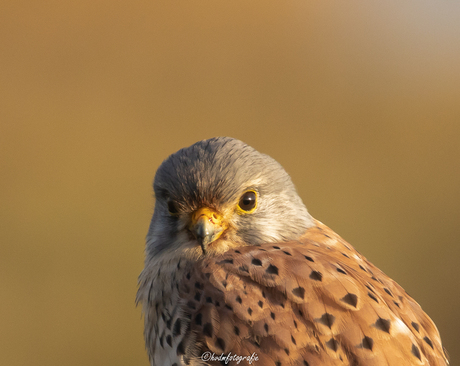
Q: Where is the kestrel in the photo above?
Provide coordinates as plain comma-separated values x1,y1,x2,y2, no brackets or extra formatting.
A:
137,137,448,366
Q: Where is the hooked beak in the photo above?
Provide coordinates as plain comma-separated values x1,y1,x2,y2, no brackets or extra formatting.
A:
188,207,227,254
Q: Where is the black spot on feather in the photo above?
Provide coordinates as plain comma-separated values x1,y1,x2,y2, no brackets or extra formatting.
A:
412,344,421,361
318,313,335,329
341,293,358,308
374,317,391,333
292,287,305,299
309,271,322,281
361,336,373,351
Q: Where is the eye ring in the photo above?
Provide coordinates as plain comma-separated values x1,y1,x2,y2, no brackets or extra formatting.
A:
237,190,258,214
167,199,179,215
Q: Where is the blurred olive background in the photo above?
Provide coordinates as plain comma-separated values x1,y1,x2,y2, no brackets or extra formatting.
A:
1,1,459,365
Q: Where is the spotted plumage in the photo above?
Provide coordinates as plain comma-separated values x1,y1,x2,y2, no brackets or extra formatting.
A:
137,137,448,366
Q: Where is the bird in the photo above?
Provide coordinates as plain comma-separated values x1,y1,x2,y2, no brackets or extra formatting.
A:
137,137,448,366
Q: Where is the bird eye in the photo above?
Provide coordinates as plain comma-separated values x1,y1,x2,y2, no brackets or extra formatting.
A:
167,199,179,215
238,191,257,213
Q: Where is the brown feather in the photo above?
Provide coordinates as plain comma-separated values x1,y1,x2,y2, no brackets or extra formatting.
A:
178,220,448,366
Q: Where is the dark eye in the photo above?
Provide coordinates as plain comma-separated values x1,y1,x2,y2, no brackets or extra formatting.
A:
238,191,257,212
167,199,179,215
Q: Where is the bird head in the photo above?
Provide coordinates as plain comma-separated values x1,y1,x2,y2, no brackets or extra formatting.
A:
146,137,313,260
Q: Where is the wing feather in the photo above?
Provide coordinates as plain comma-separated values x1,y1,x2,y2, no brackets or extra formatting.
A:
178,220,448,366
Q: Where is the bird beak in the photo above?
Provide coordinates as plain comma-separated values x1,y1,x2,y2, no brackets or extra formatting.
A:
188,207,227,254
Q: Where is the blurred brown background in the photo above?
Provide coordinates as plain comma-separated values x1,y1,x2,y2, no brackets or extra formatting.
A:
1,1,459,365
